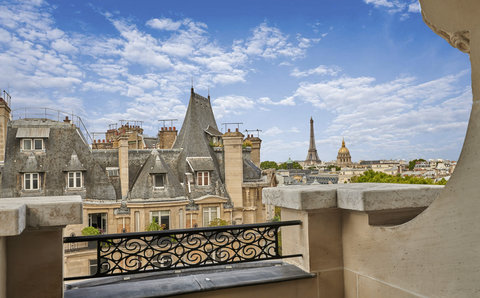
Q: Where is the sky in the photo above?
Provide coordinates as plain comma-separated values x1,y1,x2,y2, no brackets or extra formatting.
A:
0,0,472,162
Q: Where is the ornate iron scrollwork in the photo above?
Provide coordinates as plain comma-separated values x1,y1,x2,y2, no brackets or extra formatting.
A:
64,220,302,280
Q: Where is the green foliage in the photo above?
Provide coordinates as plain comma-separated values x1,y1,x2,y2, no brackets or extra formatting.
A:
81,226,100,236
327,165,341,171
260,161,278,170
408,158,427,170
209,141,223,147
271,206,281,222
242,140,253,148
208,218,229,227
351,170,446,185
437,178,448,185
278,161,303,169
145,218,165,231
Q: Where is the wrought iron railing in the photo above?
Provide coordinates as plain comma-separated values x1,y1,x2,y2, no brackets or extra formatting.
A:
63,220,302,280
11,107,93,145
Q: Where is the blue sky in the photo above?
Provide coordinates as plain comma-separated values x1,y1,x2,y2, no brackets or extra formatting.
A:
0,0,472,162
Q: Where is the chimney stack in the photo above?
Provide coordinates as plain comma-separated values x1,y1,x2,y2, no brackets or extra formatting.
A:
0,97,11,163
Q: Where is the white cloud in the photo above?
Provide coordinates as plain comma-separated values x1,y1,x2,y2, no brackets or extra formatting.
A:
263,126,283,136
51,39,78,53
241,22,310,60
291,65,340,78
408,2,421,13
364,0,421,16
146,18,182,31
212,95,255,118
258,96,295,106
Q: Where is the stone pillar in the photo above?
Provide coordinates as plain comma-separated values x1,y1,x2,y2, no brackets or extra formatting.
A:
223,129,244,224
248,136,262,168
0,195,82,298
118,137,129,198
0,98,11,163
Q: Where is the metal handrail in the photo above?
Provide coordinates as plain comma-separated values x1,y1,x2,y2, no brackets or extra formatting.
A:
11,107,93,144
64,220,302,281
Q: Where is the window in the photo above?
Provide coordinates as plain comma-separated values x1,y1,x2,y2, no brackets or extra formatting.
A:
88,213,107,234
151,210,170,230
89,258,108,275
21,139,44,151
68,171,83,188
203,206,219,227
24,173,39,190
197,171,210,186
153,174,166,189
34,139,43,150
23,139,32,150
106,167,119,177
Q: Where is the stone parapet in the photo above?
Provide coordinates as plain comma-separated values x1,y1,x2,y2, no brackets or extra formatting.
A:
263,183,442,212
0,195,82,236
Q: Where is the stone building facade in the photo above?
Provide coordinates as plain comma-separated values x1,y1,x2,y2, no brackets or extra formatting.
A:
0,89,273,277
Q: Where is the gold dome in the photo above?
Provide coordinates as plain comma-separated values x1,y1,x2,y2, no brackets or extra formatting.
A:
338,138,350,154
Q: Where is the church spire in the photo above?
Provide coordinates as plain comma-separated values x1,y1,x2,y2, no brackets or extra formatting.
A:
305,117,321,165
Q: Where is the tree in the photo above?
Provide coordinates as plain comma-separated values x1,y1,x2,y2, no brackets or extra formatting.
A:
327,165,341,171
351,169,445,185
260,161,278,170
278,161,303,169
145,218,165,231
208,218,229,226
408,159,427,170
81,226,100,236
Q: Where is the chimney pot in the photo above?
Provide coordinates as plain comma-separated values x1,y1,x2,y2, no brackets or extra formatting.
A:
235,128,239,132
173,126,176,131
228,128,231,132
102,139,105,143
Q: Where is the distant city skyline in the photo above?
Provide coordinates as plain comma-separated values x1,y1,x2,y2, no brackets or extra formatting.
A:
0,0,471,162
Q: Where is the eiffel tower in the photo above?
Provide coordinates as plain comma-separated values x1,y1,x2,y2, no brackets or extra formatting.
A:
305,117,321,165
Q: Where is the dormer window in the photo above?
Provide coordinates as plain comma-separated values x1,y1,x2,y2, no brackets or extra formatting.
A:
153,173,166,189
67,171,83,188
197,171,210,186
24,173,40,190
21,139,44,151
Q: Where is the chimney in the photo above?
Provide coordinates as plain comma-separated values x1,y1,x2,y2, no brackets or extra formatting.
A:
118,137,129,199
157,126,178,149
223,129,244,224
249,137,262,168
0,97,11,163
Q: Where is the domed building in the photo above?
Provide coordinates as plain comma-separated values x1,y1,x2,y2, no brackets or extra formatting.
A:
336,138,352,167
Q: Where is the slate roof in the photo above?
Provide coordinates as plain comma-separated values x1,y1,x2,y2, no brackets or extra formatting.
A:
186,157,215,171
20,153,43,172
173,89,218,157
63,151,86,172
204,125,222,137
